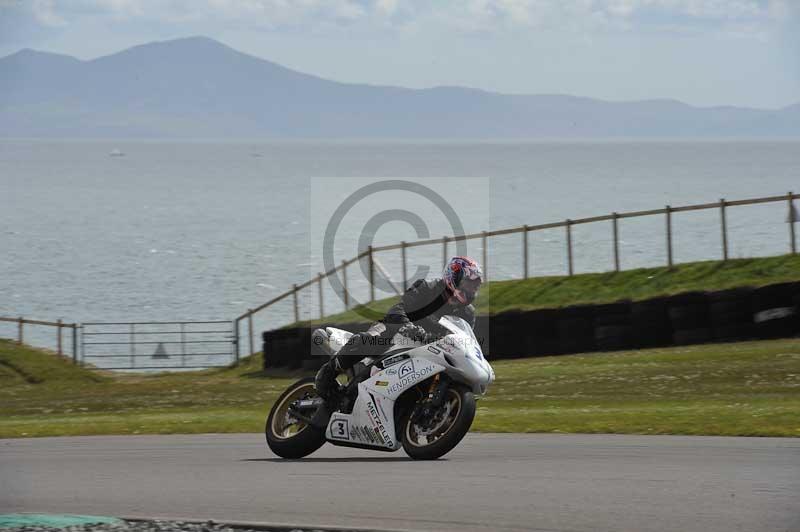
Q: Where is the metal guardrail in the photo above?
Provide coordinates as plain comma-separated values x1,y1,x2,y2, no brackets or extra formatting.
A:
234,191,799,359
80,320,235,370
0,316,78,361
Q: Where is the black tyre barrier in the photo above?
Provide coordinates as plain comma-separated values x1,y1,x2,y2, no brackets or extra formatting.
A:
708,287,755,342
558,305,595,354
526,309,561,356
712,323,756,342
262,281,800,369
472,315,492,360
711,309,752,328
593,301,631,325
666,292,710,331
709,288,753,322
752,282,800,339
262,328,297,368
290,328,312,369
795,292,800,330
490,311,529,358
595,325,635,351
673,327,713,346
631,297,672,348
261,331,275,369
592,301,634,351
265,338,276,367
302,357,326,371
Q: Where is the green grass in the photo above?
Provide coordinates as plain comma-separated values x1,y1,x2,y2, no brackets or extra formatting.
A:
479,339,800,436
300,254,800,325
2,337,799,438
0,339,297,438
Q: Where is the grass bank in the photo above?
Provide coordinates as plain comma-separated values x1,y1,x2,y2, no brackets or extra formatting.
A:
298,254,800,326
1,337,798,438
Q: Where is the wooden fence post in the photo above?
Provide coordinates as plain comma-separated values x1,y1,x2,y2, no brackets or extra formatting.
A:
666,206,673,269
342,260,349,309
565,220,574,276
318,273,324,319
482,231,488,282
368,246,375,302
522,225,529,279
401,242,408,291
720,199,728,261
789,192,797,255
231,321,238,365
17,317,23,344
72,325,78,364
57,319,63,355
247,310,254,357
80,325,85,365
612,213,620,272
233,319,240,363
292,284,300,323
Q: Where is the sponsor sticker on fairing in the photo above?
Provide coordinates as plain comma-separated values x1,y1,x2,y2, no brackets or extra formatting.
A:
380,354,409,369
367,393,392,446
397,360,415,378
387,363,438,395
330,418,349,440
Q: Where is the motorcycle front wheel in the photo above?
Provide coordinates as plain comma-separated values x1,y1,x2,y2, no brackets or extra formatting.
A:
401,385,476,460
265,377,326,459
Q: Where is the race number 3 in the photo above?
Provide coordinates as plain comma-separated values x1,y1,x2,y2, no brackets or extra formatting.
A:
332,419,349,440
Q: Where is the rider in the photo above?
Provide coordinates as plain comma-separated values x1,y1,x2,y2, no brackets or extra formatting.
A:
314,255,483,399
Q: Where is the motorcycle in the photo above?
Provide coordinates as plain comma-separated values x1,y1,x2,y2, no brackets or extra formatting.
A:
265,315,494,460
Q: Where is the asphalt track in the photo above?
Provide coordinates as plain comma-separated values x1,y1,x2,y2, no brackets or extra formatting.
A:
1,434,798,532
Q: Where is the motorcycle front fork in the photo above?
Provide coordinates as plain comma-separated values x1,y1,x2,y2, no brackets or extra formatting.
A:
413,375,449,422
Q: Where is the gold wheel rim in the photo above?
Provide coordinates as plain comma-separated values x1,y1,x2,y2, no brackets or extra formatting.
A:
270,383,316,440
405,388,462,448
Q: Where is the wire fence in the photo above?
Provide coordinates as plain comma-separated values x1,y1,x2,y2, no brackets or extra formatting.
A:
3,191,798,369
234,191,798,359
80,320,235,370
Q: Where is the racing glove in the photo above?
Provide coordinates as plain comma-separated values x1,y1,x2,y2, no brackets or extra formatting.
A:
398,323,436,344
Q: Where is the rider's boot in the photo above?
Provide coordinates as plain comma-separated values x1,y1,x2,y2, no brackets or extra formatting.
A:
314,356,343,401
314,332,371,401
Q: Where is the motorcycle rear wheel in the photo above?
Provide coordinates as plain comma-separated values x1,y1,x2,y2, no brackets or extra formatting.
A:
401,386,476,460
266,377,326,459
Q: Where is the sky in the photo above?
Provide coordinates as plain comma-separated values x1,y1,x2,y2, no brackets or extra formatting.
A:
0,0,798,109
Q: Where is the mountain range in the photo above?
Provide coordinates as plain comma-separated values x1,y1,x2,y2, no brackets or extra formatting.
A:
1,36,798,138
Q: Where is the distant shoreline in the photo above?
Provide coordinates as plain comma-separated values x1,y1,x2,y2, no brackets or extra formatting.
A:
3,137,800,143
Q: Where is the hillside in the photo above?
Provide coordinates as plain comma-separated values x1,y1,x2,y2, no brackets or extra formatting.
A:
2,36,798,138
0,339,105,385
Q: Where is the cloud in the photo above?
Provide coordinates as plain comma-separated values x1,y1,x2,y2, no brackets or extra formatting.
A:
418,0,798,39
0,0,377,32
375,0,399,16
461,0,783,26
31,0,67,27
2,0,794,34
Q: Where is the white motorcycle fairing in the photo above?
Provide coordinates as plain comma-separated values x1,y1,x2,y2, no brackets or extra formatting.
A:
322,315,494,451
325,354,446,450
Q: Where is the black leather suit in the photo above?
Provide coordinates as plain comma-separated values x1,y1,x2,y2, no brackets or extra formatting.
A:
337,278,475,367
